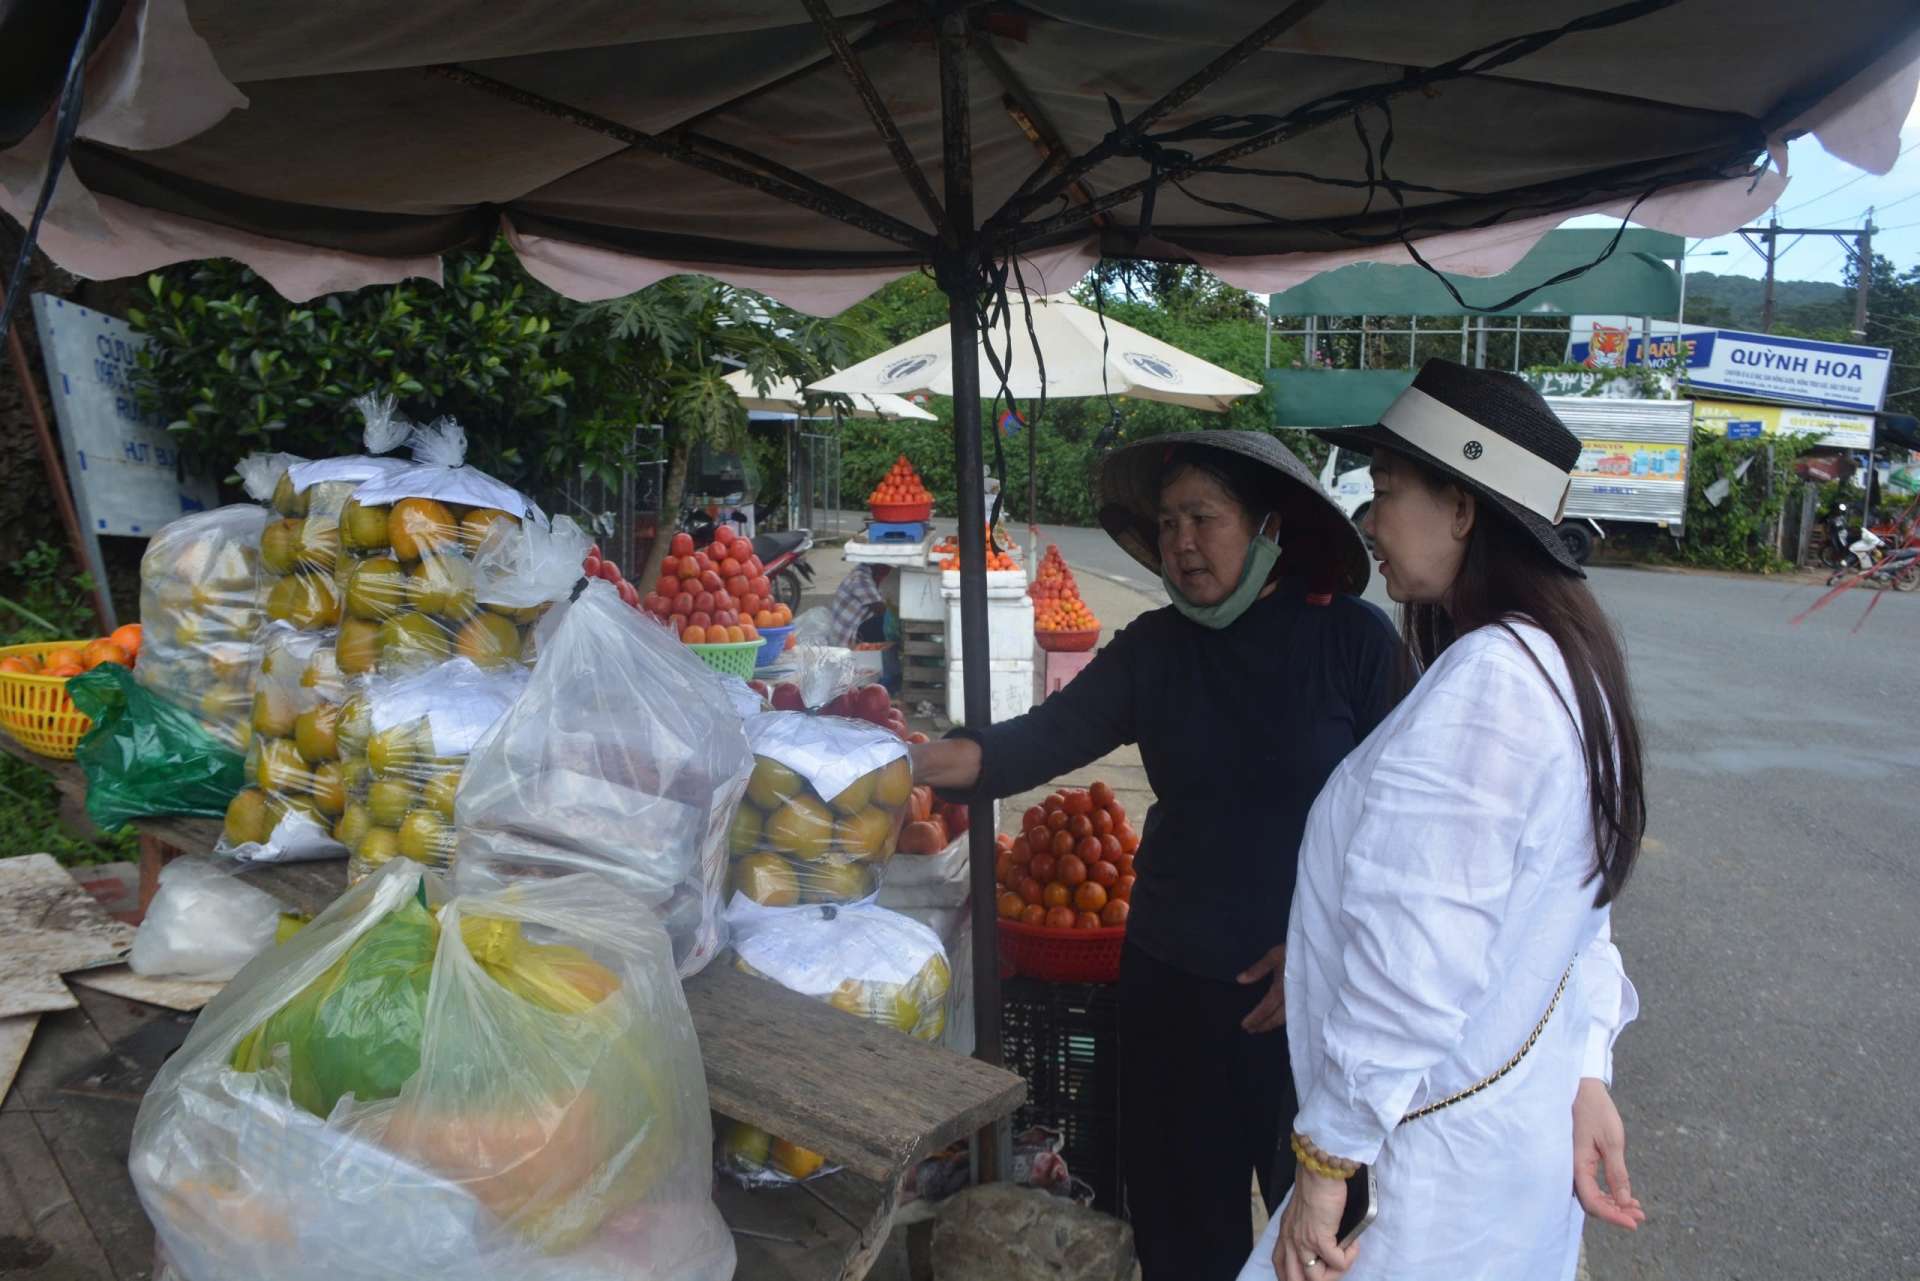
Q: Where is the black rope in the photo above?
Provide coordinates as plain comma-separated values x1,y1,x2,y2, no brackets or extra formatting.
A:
0,0,107,349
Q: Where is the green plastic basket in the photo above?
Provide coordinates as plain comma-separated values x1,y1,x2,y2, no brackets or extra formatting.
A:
686,639,764,678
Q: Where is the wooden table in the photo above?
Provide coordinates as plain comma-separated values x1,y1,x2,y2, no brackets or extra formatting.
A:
4,734,1025,1279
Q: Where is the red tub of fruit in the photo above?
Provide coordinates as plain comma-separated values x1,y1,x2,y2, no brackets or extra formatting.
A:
992,781,1136,984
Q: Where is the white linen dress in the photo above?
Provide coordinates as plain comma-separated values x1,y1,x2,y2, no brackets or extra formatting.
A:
1239,622,1638,1281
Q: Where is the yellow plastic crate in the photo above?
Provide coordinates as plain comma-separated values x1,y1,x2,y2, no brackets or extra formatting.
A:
0,640,95,759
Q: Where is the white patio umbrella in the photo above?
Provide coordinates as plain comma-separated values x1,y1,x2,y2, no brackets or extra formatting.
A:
722,368,935,420
807,293,1262,412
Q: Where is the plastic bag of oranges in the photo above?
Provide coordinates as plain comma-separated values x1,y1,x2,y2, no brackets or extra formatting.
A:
135,502,271,752
339,658,528,886
330,416,543,680
718,902,949,1187
221,623,355,862
453,569,751,978
725,709,913,909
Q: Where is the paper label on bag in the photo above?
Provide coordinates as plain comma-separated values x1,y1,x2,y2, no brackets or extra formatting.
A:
725,895,940,996
745,711,908,805
285,454,410,493
350,462,540,518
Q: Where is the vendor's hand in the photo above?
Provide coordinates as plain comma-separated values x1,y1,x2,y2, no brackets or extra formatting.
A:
907,737,981,789
1573,1077,1645,1230
1237,944,1287,1032
1276,1164,1359,1280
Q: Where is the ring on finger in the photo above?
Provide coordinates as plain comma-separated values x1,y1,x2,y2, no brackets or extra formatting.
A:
1303,1259,1319,1270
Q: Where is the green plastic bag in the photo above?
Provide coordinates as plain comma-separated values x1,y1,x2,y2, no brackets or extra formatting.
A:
230,893,437,1118
68,663,246,830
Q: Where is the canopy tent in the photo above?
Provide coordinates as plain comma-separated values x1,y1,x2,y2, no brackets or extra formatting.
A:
1267,228,1685,318
723,367,936,419
6,0,1919,1130
810,292,1264,410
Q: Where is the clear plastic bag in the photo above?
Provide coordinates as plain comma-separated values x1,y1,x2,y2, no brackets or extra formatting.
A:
338,658,529,885
718,901,950,1186
129,857,283,982
131,861,734,1281
454,577,751,978
221,624,352,862
330,416,544,680
726,711,912,907
136,504,270,752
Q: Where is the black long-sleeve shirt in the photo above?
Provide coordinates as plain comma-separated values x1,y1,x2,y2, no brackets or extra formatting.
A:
950,580,1398,982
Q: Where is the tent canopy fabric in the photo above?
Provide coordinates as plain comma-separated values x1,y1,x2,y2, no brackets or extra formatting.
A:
722,368,936,419
808,292,1264,411
1266,228,1685,318
1,1,1916,311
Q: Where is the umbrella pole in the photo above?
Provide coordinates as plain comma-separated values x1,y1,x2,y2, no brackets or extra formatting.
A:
937,0,1009,1185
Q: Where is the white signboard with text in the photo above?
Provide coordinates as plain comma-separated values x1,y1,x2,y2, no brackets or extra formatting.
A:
1567,315,1891,413
30,294,216,537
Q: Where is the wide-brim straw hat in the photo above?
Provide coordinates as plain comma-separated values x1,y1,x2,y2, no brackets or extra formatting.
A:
1313,358,1585,577
1091,429,1371,596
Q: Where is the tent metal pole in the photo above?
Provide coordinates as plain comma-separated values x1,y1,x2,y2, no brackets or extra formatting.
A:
937,0,1009,1185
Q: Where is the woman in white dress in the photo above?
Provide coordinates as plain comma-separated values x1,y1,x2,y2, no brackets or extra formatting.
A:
1250,360,1649,1281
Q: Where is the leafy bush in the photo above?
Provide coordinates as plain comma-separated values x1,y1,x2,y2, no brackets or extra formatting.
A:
1677,432,1820,573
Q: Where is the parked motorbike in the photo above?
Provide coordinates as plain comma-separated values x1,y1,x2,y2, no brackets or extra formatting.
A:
1819,503,1857,569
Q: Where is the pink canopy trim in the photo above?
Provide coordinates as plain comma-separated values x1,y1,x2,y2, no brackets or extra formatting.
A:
504,219,1102,315
1182,163,1791,297
0,184,442,301
1778,36,1920,177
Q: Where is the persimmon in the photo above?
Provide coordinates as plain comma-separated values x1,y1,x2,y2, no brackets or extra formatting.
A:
1088,859,1119,888
1022,806,1045,830
1064,790,1094,816
1067,813,1093,840
1089,781,1115,808
1074,836,1102,865
1075,911,1103,930
1074,881,1107,913
1020,904,1047,926
995,853,1018,885
1100,899,1130,926
1028,852,1057,883
1045,905,1077,930
1118,825,1140,854
1017,876,1044,905
998,892,1026,919
1043,793,1067,815
682,626,707,644
1025,826,1050,855
1091,808,1113,837
1113,874,1135,902
1100,834,1123,862
1010,835,1032,861
1042,882,1072,910
1057,853,1087,886
1045,810,1070,833
1050,829,1075,859
1106,800,1127,826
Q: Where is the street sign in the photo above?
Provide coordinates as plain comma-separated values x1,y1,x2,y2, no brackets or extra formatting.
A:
30,295,218,629
1567,316,1892,413
30,294,216,536
1693,399,1875,450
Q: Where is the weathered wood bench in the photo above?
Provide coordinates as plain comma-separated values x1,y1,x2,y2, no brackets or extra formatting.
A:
3,735,1024,1280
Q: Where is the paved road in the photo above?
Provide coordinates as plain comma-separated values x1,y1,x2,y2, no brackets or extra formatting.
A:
1024,526,1920,1276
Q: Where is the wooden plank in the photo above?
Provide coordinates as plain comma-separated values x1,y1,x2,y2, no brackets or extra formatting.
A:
686,964,1025,1183
230,857,342,918
0,1015,36,1108
716,1173,896,1281
67,966,225,1012
0,855,135,1018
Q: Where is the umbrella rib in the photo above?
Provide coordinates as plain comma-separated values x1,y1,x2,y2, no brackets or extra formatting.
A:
998,0,1686,245
973,37,1105,226
995,0,1334,225
429,64,933,252
798,0,948,239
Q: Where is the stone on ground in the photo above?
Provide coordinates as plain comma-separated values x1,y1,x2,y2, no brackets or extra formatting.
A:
932,1183,1134,1281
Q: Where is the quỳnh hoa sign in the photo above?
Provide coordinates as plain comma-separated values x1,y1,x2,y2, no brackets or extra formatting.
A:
1691,330,1891,412
30,294,217,537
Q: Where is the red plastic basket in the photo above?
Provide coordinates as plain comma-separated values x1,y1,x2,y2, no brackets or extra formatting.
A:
1035,626,1101,653
998,916,1125,984
869,499,934,523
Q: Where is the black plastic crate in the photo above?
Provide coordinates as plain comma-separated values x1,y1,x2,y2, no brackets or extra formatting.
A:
1000,976,1123,1215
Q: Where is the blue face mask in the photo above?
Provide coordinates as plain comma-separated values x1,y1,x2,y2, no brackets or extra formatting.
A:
1161,521,1281,629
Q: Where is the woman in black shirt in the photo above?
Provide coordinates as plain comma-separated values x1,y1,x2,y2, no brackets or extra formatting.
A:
912,431,1396,1280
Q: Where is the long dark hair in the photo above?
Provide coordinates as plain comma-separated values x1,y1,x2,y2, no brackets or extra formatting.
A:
1395,454,1646,907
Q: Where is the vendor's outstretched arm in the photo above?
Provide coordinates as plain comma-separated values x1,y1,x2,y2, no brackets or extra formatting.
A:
909,736,983,789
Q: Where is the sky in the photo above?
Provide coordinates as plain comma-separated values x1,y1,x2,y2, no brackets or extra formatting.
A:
1568,89,1920,285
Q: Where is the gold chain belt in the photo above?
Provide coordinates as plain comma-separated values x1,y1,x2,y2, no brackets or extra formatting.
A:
1398,958,1577,1127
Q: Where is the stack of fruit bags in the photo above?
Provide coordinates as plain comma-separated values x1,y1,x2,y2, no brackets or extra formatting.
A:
132,859,735,1281
717,900,950,1186
221,402,559,865
454,529,752,977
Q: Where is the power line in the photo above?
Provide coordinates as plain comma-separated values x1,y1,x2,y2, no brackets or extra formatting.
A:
1780,139,1920,213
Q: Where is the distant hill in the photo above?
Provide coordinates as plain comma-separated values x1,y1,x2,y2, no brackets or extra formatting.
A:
1681,271,1852,332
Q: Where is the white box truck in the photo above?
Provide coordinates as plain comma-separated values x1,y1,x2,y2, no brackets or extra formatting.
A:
1317,397,1695,564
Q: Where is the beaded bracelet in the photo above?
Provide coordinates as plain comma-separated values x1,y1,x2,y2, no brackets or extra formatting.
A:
1290,1131,1359,1180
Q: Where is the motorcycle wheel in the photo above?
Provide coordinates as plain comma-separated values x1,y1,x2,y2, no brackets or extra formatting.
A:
1895,564,1920,593
773,567,803,610
1819,543,1841,569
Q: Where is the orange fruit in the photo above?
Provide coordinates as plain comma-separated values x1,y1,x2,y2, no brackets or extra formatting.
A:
1044,905,1077,930
1041,882,1071,910
726,625,745,643
682,625,707,644
109,623,143,655
82,641,129,670
0,657,32,674
997,892,1026,920
1020,903,1047,926
44,664,83,678
1101,899,1130,926
387,497,459,561
45,647,83,671
1076,911,1102,930
1057,853,1087,886
1074,881,1107,913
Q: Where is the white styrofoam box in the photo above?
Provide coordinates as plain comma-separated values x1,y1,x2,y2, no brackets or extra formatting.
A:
946,657,1034,726
852,647,886,681
845,535,931,566
939,567,1028,598
943,596,1033,661
897,566,944,621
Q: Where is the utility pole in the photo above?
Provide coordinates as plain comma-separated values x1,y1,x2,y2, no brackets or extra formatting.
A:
1851,209,1872,341
1761,214,1778,333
